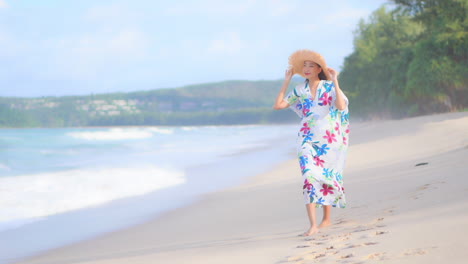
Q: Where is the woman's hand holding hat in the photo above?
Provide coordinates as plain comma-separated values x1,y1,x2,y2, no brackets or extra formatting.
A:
328,67,339,81
284,68,294,82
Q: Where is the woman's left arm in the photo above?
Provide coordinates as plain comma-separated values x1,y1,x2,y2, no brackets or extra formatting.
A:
328,68,347,111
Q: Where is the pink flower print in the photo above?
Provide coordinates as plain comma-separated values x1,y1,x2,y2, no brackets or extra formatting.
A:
302,107,309,116
335,122,340,135
333,181,340,189
303,179,313,191
300,122,310,134
343,136,347,145
320,92,333,106
320,184,334,196
313,156,325,167
323,130,337,144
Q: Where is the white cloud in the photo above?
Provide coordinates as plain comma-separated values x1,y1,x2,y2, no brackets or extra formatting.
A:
324,7,373,29
0,0,7,8
164,0,256,16
288,23,319,33
0,29,22,56
33,3,152,80
267,0,296,16
85,2,138,24
45,28,150,79
207,32,244,54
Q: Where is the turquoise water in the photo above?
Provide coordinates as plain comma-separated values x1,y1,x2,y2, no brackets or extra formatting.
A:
0,124,298,263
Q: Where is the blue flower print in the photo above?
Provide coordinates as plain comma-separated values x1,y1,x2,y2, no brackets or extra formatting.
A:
317,197,325,204
316,144,330,156
330,108,338,119
335,172,343,182
302,98,314,109
302,131,314,142
309,185,316,197
323,81,333,93
299,155,308,170
341,112,350,123
322,168,333,179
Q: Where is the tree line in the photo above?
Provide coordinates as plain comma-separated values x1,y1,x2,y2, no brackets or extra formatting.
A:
340,0,468,119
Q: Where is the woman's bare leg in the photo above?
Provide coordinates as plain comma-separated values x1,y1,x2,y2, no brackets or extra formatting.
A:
319,205,332,228
303,203,319,236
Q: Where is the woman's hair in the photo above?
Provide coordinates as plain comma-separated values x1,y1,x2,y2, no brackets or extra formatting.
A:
312,62,327,80
318,70,327,80
315,63,327,80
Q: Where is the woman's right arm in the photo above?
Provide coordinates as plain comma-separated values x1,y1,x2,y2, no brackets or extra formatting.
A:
273,69,294,110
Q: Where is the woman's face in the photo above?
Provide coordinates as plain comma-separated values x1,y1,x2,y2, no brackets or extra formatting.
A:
302,60,322,79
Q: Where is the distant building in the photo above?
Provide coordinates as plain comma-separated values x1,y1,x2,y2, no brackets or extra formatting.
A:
158,102,173,112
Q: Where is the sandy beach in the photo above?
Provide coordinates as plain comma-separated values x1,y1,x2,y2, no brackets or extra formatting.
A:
13,111,468,264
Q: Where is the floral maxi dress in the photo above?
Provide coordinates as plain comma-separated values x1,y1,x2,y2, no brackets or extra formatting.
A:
284,80,350,208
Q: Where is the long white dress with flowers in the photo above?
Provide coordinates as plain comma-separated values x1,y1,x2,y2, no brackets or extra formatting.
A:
284,80,350,208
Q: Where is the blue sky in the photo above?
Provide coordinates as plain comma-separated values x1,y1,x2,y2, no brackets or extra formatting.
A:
0,0,388,97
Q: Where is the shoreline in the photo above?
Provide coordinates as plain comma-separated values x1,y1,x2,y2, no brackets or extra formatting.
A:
9,111,468,264
0,125,297,264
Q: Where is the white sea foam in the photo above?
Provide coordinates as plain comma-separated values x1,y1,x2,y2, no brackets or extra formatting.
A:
147,127,174,135
67,128,153,140
0,166,185,230
181,126,197,131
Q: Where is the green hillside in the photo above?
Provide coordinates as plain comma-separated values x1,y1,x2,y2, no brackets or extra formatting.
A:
0,79,301,127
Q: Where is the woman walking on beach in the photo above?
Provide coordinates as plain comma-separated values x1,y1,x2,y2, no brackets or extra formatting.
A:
273,50,350,236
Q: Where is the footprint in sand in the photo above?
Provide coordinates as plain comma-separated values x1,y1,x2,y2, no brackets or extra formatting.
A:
364,252,387,260
335,218,350,225
345,243,361,249
354,217,385,233
352,226,373,233
345,241,378,249
418,183,431,190
296,245,310,248
414,182,440,199
303,252,326,260
335,233,352,242
286,256,303,262
374,217,386,228
375,230,388,236
306,240,325,245
290,217,388,263
401,248,428,256
340,253,354,259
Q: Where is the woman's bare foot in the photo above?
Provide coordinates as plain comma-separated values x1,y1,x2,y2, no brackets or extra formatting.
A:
301,226,319,236
319,220,332,229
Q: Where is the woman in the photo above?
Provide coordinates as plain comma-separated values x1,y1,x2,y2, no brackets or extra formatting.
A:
273,50,350,236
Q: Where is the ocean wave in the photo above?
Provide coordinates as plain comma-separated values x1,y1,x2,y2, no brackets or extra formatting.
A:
0,166,185,228
147,127,174,135
181,126,197,131
67,128,153,140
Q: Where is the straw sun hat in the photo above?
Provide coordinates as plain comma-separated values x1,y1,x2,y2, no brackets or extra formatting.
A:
288,49,331,80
